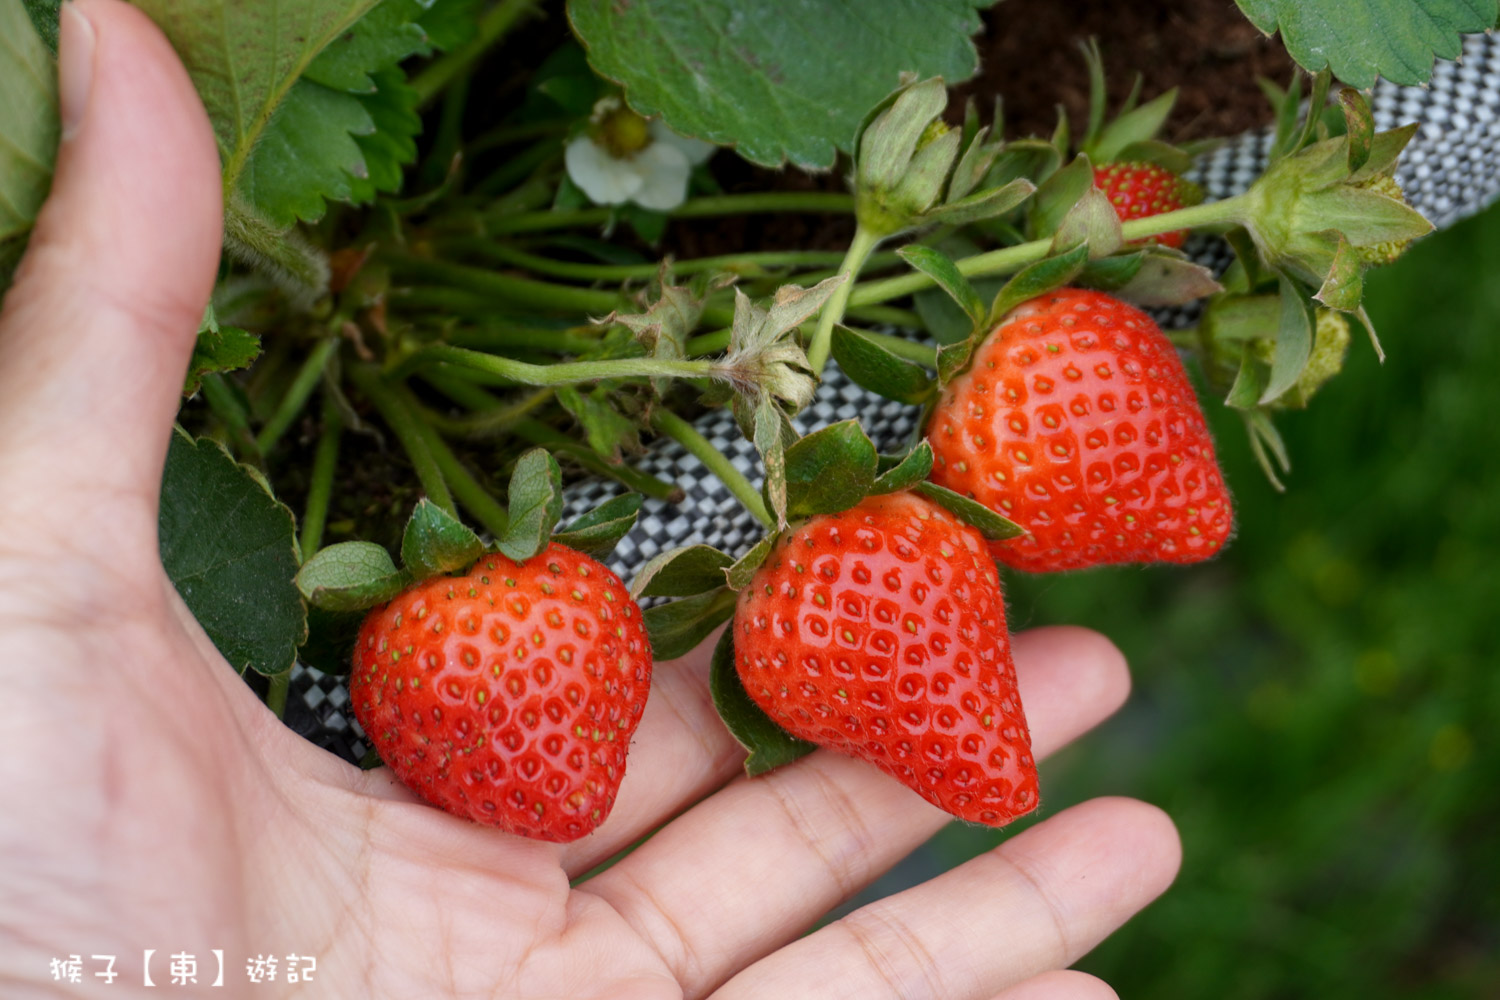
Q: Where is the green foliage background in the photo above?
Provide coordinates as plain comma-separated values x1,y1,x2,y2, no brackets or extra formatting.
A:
885,204,1500,995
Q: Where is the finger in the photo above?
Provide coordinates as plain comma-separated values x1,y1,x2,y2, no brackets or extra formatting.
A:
559,628,745,876
989,970,1119,1000
0,0,221,540
712,798,1180,1000
577,626,1131,998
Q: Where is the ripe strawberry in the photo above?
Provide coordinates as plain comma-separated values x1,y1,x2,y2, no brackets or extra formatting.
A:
734,492,1038,826
927,288,1232,572
350,543,652,842
1093,161,1201,249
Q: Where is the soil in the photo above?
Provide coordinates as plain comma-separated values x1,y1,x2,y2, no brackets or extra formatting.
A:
663,0,1294,257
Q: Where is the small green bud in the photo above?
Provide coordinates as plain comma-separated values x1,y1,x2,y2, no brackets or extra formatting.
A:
854,78,960,237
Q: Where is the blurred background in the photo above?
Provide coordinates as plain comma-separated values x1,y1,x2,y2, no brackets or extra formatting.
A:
857,204,1500,997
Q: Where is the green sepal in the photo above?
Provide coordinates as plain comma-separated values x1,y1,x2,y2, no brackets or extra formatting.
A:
632,544,737,599
988,243,1090,327
551,493,643,558
644,587,739,661
401,499,485,580
1242,408,1291,492
1349,123,1417,184
1111,139,1194,176
870,441,935,495
898,245,985,326
988,139,1062,189
296,541,410,612
1112,251,1223,307
1315,238,1365,313
1051,186,1123,259
725,533,777,591
831,325,937,405
496,448,564,562
922,178,1036,227
1340,88,1375,173
1090,89,1177,163
1029,153,1094,240
780,420,880,520
709,628,816,777
1260,274,1316,406
1078,250,1146,290
913,481,1025,541
1224,345,1269,411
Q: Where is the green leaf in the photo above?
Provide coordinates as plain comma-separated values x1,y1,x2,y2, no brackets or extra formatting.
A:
831,326,937,405
725,533,776,592
897,245,984,326
1224,346,1269,411
184,314,261,397
132,0,385,216
552,493,643,558
401,499,485,579
913,481,1025,541
631,544,736,599
870,442,935,495
159,429,306,675
303,0,432,93
346,68,422,205
496,448,565,562
643,586,738,662
557,384,641,461
782,420,880,520
568,0,994,169
709,628,816,777
1261,275,1316,405
1113,252,1224,308
22,0,59,52
1233,0,1495,87
0,0,58,248
295,541,409,612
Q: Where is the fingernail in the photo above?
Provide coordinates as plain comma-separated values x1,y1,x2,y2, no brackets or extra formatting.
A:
59,1,97,141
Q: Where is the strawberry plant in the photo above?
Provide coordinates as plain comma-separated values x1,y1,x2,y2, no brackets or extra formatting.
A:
0,0,1492,924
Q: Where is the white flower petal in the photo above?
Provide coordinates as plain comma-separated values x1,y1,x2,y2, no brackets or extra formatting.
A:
630,143,693,211
565,135,644,206
650,120,717,166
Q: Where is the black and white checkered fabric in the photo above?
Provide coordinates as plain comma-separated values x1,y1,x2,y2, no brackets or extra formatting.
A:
295,32,1500,762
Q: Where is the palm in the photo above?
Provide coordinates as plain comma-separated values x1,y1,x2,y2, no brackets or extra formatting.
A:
0,4,1180,999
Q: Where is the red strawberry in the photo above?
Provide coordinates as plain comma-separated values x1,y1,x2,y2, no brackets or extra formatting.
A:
927,288,1232,572
734,492,1038,826
1093,161,1201,249
350,543,652,842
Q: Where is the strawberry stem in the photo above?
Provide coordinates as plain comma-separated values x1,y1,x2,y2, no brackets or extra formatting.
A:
849,193,1252,307
468,191,854,237
299,392,343,562
390,343,718,386
651,408,774,529
266,671,290,720
410,0,541,108
351,365,458,518
807,224,883,376
255,337,340,456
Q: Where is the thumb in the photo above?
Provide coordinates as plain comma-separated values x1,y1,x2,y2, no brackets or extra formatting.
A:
0,0,222,537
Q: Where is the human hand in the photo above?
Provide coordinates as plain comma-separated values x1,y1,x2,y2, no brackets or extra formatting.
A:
0,3,1180,997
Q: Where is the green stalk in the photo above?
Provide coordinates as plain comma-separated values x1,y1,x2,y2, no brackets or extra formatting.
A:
255,338,340,455
449,325,600,356
199,374,261,461
478,192,854,236
850,194,1251,307
388,255,627,313
266,671,290,720
807,224,882,375
407,404,512,539
420,372,684,503
447,240,898,283
422,384,558,437
651,409,772,529
685,324,935,367
391,342,715,386
411,0,541,108
299,392,343,561
350,365,456,517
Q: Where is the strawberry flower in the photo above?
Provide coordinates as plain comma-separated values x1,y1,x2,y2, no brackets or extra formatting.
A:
565,96,715,212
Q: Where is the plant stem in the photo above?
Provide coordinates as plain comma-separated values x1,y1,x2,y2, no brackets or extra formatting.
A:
421,372,684,503
449,325,600,356
256,338,341,456
686,324,935,367
478,192,854,236
199,374,261,461
266,671,290,720
391,342,715,386
807,224,882,375
408,405,512,539
299,392,343,561
411,0,540,108
388,255,626,313
651,409,772,529
448,240,899,283
849,194,1251,307
424,384,559,437
350,364,456,517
